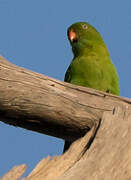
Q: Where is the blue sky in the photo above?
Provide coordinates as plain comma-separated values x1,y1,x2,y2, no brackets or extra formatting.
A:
0,0,131,177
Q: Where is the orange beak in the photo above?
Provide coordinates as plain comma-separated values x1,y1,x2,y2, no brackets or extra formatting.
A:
68,30,77,42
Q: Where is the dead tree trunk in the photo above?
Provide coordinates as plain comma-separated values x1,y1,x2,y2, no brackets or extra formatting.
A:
0,55,131,180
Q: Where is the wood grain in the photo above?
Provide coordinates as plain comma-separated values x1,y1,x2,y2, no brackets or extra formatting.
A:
0,55,131,180
0,55,130,141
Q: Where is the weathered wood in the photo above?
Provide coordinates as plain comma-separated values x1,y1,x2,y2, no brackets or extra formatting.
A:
2,106,131,180
1,55,131,180
0,55,131,142
0,164,27,180
59,107,131,180
21,127,96,180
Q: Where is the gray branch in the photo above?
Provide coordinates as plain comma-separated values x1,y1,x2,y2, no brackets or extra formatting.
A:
1,55,131,180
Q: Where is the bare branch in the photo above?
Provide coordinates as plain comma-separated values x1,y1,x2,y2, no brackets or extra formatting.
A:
1,55,131,180
0,55,131,141
0,164,27,180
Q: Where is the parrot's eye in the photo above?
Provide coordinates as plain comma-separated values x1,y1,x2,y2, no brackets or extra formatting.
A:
82,24,88,30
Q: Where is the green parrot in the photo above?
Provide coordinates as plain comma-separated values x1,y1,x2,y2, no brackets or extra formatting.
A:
63,22,120,152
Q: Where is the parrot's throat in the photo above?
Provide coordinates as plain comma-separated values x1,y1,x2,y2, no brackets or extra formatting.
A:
72,40,109,58
72,41,92,57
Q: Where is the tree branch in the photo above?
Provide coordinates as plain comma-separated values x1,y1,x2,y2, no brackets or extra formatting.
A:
0,55,131,141
1,55,131,179
2,107,131,180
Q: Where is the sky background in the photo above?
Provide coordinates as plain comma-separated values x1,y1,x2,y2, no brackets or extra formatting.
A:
0,0,131,178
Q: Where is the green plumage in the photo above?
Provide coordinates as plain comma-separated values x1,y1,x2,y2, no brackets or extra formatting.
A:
65,22,120,95
63,22,120,152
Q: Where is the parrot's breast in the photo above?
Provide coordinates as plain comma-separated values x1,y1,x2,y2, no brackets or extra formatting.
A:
66,55,120,95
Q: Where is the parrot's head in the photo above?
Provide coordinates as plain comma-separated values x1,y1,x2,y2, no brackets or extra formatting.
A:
67,22,107,56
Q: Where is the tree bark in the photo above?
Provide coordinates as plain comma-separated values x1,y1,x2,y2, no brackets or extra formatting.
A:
0,55,130,141
0,55,131,180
